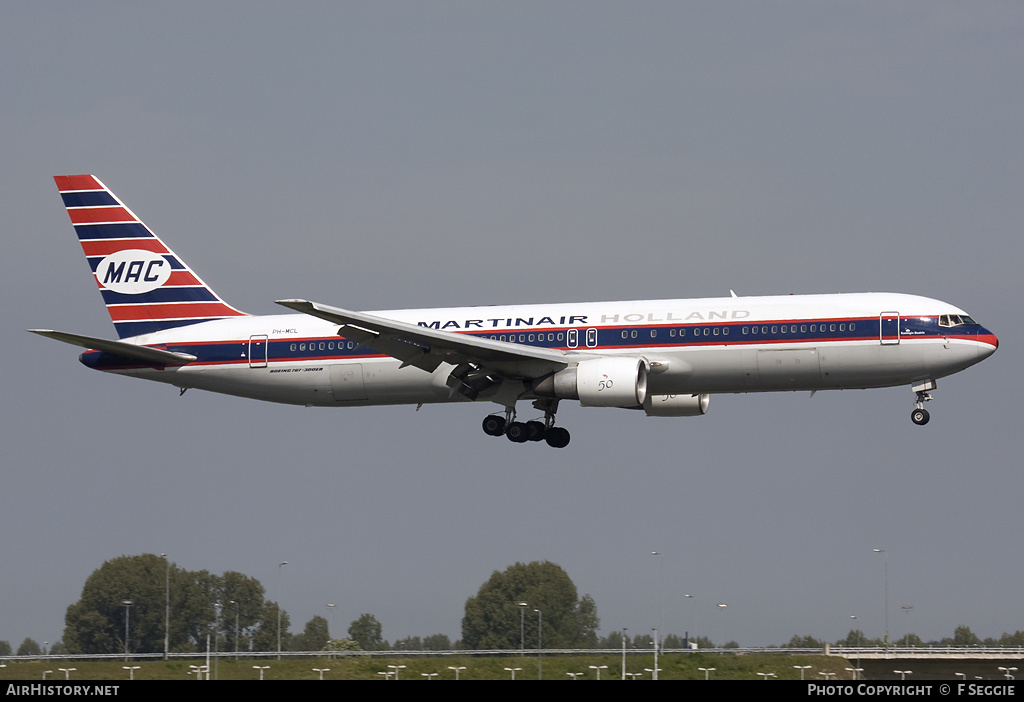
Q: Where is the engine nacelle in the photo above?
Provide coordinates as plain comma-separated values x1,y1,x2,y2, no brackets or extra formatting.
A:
643,393,710,417
533,357,649,408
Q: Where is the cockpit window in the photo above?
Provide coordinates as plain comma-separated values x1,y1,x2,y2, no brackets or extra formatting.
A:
939,314,978,327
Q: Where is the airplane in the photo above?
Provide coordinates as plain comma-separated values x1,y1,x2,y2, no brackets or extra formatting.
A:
30,175,998,448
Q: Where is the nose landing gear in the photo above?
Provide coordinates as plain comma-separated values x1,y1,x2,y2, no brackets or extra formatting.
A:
910,380,936,426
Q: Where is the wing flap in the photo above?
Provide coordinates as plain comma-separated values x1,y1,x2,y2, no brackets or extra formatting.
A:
275,299,570,378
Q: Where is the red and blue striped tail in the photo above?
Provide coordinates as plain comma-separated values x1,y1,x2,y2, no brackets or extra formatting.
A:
54,175,247,339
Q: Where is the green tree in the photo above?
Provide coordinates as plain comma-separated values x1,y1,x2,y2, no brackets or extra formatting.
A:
64,554,181,654
63,554,283,654
348,613,384,651
785,634,823,648
692,635,714,649
17,638,41,656
394,635,422,650
324,637,361,653
461,561,600,649
250,600,290,652
952,625,981,647
293,615,330,651
600,630,629,649
999,631,1024,647
0,641,11,656
423,633,452,650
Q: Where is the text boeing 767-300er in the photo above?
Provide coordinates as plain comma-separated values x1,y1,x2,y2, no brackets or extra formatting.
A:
30,175,998,448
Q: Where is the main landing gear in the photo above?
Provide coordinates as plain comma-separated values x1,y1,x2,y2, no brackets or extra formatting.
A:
482,400,571,448
910,380,936,426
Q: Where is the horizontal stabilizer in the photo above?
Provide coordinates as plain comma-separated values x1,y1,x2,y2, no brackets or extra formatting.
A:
27,329,196,366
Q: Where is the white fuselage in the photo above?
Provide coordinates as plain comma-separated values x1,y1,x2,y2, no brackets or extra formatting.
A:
83,292,997,409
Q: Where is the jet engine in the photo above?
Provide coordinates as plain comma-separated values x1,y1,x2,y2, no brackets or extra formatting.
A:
533,357,648,408
642,393,710,417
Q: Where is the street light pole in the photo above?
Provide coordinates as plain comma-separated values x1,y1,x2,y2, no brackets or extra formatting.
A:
121,600,133,662
277,561,288,660
621,627,627,682
517,601,528,651
162,553,169,661
534,608,542,680
874,548,889,647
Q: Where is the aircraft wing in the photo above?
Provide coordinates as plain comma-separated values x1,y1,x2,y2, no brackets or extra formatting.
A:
275,299,570,378
27,329,197,366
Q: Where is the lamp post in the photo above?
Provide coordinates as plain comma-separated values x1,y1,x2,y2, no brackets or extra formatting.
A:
326,603,335,654
162,553,169,661
699,667,715,680
252,665,269,680
534,608,542,680
850,614,861,672
121,600,133,662
504,667,522,680
684,593,695,648
621,626,628,682
794,665,812,680
651,551,663,653
873,548,889,647
517,601,528,650
447,666,466,680
277,561,288,660
589,664,608,680
230,600,240,660
901,605,913,647
652,627,659,681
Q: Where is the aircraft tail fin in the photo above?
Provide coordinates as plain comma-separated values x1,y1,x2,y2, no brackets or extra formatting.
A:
54,175,246,338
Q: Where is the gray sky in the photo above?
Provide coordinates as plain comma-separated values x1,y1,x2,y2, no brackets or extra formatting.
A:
2,2,1021,649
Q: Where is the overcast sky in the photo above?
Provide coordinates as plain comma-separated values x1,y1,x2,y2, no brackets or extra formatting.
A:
2,2,1022,651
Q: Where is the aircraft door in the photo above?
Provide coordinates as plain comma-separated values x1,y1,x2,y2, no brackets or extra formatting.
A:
248,335,268,368
879,312,900,345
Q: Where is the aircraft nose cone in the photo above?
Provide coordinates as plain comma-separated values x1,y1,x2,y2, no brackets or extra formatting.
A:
977,327,998,358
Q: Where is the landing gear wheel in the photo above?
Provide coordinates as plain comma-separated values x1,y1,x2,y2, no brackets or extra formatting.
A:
911,408,930,426
482,415,506,436
545,426,571,448
506,422,531,443
525,420,546,442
